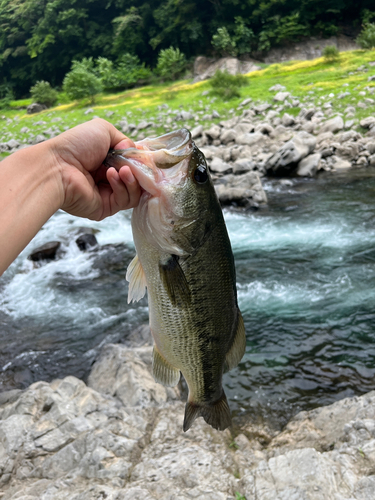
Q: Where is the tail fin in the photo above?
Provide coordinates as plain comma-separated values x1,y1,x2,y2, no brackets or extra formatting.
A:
183,391,232,432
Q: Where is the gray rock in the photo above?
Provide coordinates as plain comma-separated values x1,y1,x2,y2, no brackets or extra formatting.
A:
215,172,267,206
360,117,375,129
205,124,221,140
27,103,47,114
6,139,20,150
269,84,286,92
319,115,344,134
232,158,254,174
219,128,237,145
266,131,316,175
254,103,272,114
274,91,290,102
209,157,233,174
366,142,375,155
83,108,94,115
297,153,322,177
332,156,352,169
236,132,264,146
281,113,295,127
191,124,203,139
28,241,61,262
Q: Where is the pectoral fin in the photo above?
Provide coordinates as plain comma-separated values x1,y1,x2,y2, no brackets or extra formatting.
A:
224,310,246,372
126,254,147,303
152,346,181,387
159,255,191,307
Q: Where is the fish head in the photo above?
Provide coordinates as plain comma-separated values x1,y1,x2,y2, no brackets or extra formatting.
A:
105,128,221,255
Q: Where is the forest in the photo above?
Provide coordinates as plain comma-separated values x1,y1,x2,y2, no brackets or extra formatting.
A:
0,0,375,97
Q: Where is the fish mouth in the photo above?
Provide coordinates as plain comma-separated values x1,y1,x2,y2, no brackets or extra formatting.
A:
104,128,193,196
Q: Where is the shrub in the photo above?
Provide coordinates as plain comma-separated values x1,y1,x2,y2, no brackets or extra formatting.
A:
322,45,340,62
356,23,375,49
115,53,152,88
233,17,255,55
29,81,58,107
0,83,14,110
96,57,116,90
212,27,237,56
63,58,103,103
209,69,247,101
156,47,186,80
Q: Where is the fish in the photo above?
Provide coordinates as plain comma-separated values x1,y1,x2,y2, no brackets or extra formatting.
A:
105,128,246,431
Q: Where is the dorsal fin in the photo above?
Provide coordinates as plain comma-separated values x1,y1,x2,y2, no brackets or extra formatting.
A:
126,254,147,303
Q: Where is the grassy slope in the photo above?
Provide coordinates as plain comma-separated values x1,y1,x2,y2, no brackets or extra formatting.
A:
1,49,375,160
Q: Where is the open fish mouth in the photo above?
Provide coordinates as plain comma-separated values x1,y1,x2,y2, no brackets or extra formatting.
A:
105,128,193,170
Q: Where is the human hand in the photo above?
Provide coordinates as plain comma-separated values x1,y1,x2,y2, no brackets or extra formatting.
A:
51,118,141,220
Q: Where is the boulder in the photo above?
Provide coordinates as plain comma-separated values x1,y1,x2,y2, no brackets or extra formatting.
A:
360,116,375,129
193,56,261,82
296,153,322,177
214,171,267,206
27,103,47,114
274,91,290,102
266,131,316,175
28,241,61,262
209,157,232,174
319,115,344,134
75,234,98,251
236,132,264,146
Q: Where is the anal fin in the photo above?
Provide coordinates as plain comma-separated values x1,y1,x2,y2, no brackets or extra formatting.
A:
126,254,147,303
152,346,181,387
224,310,246,372
183,390,231,432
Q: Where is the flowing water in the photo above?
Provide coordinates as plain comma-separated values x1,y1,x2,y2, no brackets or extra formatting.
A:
1,169,375,429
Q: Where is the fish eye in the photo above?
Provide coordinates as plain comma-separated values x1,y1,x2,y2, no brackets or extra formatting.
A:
194,164,208,184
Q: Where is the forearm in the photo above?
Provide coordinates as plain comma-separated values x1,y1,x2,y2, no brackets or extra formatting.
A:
0,142,63,275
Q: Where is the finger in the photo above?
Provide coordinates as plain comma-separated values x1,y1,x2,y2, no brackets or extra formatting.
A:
118,166,141,209
114,138,136,150
106,167,131,212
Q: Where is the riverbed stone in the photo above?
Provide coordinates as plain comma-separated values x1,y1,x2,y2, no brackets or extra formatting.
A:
296,152,322,177
266,131,316,175
319,115,344,134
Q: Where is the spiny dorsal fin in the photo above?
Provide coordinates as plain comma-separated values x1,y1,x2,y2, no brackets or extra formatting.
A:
183,390,232,432
224,310,246,372
152,346,181,387
126,254,147,304
159,254,191,307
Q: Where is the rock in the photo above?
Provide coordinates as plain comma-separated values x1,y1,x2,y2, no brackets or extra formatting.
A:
332,156,352,169
6,139,20,150
88,344,179,407
205,124,221,140
360,117,375,129
233,158,254,174
215,172,267,206
191,124,203,139
274,91,290,102
269,84,286,92
209,157,232,174
319,115,344,134
369,154,375,166
34,134,47,144
28,241,61,262
239,98,252,107
83,108,94,115
281,113,295,127
75,234,98,251
27,103,47,114
3,344,375,499
297,153,322,177
366,142,375,155
254,103,272,114
236,132,264,146
219,128,237,145
266,131,316,175
193,56,260,82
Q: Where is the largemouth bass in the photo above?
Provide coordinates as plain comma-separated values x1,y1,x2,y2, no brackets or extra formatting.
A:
105,129,246,431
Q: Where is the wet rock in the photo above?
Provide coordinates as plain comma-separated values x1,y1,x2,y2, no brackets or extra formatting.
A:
75,233,98,251
28,242,61,262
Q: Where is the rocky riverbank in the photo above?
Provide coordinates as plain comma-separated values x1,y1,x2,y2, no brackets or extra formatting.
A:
1,341,375,500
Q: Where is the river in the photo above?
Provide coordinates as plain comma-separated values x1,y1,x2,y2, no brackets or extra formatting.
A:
1,168,375,429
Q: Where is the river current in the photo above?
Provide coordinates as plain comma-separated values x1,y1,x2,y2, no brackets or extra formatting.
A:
1,169,375,429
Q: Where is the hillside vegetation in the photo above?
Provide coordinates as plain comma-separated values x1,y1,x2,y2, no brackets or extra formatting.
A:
1,49,375,159
1,0,374,97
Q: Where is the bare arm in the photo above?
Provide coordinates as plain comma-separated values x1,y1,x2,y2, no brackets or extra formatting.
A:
0,118,141,275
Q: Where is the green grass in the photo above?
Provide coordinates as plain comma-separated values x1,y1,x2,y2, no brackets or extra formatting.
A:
1,48,375,161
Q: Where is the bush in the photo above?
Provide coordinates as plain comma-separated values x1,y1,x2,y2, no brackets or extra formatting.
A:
115,54,152,88
156,47,186,80
29,81,58,107
212,27,236,56
63,58,103,103
356,23,375,49
0,83,14,110
322,45,340,62
209,69,247,101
